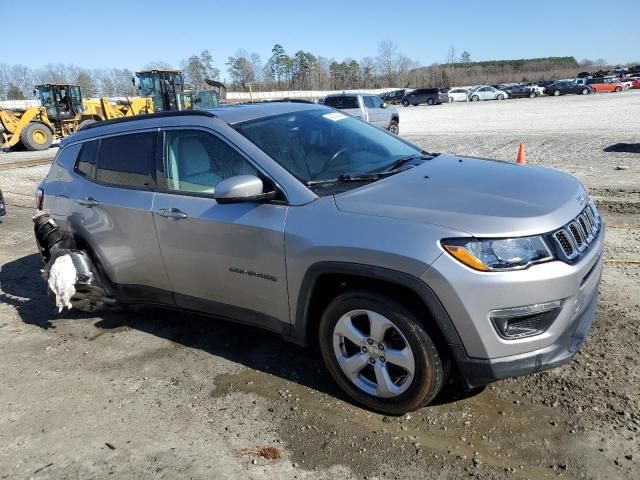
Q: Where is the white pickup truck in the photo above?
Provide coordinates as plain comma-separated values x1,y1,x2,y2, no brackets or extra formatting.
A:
323,93,400,134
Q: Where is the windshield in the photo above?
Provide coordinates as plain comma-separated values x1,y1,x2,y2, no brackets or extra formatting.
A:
235,108,422,183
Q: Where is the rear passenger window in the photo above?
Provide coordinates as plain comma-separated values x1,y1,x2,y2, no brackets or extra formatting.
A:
76,140,98,177
95,133,157,189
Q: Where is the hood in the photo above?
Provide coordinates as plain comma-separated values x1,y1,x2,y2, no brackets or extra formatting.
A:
334,154,587,237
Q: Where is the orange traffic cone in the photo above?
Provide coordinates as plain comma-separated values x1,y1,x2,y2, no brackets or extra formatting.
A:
516,144,526,165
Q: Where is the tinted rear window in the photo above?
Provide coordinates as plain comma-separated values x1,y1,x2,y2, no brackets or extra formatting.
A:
95,132,157,189
324,96,359,109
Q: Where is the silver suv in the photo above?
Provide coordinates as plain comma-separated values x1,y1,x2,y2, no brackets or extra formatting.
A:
35,103,604,414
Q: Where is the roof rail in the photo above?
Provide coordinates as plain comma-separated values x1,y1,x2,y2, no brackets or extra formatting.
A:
79,110,217,131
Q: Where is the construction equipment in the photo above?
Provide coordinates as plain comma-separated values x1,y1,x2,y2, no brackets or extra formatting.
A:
134,70,223,111
134,69,188,112
1,84,153,151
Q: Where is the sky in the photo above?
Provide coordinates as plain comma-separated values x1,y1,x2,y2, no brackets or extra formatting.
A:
1,0,638,78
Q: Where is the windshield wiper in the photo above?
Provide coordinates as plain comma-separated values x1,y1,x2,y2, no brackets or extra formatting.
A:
380,153,436,173
306,152,439,187
306,173,382,187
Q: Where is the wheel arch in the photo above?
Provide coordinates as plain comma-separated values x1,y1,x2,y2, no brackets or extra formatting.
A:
292,262,464,356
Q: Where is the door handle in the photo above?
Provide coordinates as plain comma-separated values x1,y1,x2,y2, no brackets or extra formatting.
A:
77,197,99,207
158,208,188,220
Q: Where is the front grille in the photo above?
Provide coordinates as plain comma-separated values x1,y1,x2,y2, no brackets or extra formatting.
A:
552,202,601,261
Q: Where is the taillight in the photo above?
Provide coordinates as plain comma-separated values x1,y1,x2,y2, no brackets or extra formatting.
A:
35,188,44,210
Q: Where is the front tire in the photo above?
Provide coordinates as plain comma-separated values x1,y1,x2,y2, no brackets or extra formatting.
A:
615,86,622,92
319,291,445,414
20,122,53,151
470,95,479,102
388,120,399,135
529,91,536,98
79,119,97,129
497,94,505,100
553,89,561,96
402,100,409,107
581,88,589,95
427,98,434,105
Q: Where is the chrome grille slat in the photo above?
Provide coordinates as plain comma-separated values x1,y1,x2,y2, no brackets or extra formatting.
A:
552,202,601,262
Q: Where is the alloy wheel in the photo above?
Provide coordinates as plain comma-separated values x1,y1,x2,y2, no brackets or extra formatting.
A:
332,309,415,398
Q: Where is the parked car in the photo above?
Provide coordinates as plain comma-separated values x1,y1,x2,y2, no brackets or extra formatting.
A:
0,187,5,217
401,88,448,106
35,104,604,414
545,81,593,96
629,77,640,89
324,93,399,134
447,88,470,102
587,77,624,93
534,80,557,89
501,84,539,98
379,89,407,105
468,85,508,101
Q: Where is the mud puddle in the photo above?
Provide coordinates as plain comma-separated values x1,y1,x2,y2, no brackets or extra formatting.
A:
212,367,612,479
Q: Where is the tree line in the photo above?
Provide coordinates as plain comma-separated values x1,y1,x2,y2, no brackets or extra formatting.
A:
0,41,418,99
410,51,617,88
1,43,630,100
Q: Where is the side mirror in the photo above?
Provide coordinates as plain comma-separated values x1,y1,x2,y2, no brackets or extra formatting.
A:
381,102,388,108
214,175,277,204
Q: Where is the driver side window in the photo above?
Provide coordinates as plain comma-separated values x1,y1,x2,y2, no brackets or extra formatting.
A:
164,130,258,195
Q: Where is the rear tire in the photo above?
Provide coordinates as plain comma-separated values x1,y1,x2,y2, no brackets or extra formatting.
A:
20,122,53,151
388,120,399,135
319,291,446,414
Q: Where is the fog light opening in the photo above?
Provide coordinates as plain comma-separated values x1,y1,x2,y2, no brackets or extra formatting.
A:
490,300,564,339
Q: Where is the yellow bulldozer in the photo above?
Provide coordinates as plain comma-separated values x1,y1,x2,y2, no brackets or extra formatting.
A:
0,83,153,151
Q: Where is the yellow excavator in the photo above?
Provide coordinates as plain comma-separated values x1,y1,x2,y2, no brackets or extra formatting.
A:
0,84,153,151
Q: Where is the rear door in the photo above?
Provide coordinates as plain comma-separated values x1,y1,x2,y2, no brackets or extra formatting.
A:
152,127,290,331
65,131,173,303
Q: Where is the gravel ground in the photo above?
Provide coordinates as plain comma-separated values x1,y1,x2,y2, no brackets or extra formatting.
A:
0,92,638,479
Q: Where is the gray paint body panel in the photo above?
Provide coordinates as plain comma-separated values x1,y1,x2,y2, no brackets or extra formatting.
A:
41,105,603,384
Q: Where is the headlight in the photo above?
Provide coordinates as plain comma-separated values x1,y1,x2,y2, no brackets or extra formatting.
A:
441,236,553,271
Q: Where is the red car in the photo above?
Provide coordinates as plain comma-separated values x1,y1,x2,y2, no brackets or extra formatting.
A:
629,78,640,89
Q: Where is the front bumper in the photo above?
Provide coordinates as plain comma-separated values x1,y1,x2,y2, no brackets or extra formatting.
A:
422,223,604,387
450,271,600,388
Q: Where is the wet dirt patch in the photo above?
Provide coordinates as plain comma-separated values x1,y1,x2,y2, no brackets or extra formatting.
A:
212,366,619,479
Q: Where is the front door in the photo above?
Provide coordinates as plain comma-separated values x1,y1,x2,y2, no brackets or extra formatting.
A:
152,128,290,332
364,95,383,127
